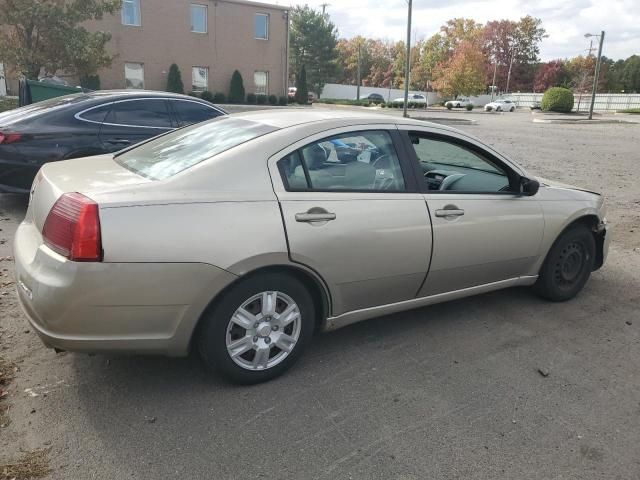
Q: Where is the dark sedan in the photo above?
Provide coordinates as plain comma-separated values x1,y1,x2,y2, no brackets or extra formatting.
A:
0,90,226,192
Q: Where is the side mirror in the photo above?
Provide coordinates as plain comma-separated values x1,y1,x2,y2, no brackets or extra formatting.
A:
520,177,540,196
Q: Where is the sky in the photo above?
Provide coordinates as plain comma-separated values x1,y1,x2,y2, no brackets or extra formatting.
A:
294,0,639,61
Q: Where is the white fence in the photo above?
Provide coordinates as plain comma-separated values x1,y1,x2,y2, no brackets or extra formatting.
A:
505,92,640,112
321,83,441,104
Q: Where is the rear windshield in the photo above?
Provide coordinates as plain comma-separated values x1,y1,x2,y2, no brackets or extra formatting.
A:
0,93,90,125
115,116,277,180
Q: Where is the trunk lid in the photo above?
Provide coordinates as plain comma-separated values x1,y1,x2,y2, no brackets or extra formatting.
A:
28,154,151,230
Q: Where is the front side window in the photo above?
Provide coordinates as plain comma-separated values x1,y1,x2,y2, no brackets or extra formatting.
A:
255,13,268,40
122,0,141,25
254,71,268,95
409,133,510,193
105,99,172,128
190,4,207,33
124,62,144,89
278,130,406,192
116,117,277,180
192,67,208,92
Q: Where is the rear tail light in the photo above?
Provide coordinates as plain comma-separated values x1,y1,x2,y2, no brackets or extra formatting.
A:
42,193,102,262
0,132,22,144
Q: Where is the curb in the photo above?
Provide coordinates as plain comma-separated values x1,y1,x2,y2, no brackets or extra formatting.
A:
532,118,638,124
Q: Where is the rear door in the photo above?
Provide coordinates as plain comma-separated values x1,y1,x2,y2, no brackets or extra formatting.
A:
270,126,432,316
399,127,544,296
98,98,174,151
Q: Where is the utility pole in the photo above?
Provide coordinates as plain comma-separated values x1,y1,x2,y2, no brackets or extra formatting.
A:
356,41,361,100
491,60,498,100
505,48,516,94
586,31,605,120
403,0,412,118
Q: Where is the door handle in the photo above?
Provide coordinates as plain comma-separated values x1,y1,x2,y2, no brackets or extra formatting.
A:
435,208,465,218
295,207,336,223
295,212,337,223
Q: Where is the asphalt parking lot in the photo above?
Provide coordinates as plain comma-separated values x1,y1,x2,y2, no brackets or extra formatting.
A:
1,107,639,479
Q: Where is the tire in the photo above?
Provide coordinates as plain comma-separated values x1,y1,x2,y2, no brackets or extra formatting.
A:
198,273,315,384
510,107,515,112
534,225,596,302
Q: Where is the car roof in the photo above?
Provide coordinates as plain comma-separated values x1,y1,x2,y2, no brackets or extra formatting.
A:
229,108,461,134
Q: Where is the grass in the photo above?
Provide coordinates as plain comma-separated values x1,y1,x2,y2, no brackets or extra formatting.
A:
315,98,377,107
618,108,640,114
0,449,51,480
0,97,18,113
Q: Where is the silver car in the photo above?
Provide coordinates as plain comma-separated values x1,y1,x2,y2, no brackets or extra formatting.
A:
13,110,609,383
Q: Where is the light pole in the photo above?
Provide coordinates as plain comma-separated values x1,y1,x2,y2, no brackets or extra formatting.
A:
402,0,412,118
585,31,605,120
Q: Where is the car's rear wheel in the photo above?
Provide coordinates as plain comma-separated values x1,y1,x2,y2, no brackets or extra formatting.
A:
534,225,595,301
198,273,315,384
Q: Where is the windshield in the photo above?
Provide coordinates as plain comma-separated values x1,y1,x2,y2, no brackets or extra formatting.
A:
115,116,277,180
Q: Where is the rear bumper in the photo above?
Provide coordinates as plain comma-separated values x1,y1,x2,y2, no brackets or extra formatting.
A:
14,221,237,356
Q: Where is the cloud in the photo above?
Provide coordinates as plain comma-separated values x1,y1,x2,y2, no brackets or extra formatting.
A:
298,0,639,60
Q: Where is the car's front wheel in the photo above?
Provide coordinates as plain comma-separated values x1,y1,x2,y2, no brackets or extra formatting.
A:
198,273,315,384
534,225,596,301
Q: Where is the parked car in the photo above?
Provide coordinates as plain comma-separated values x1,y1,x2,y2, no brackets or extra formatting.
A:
445,97,472,108
530,101,542,110
393,93,427,105
14,110,609,384
484,99,516,112
355,93,385,104
0,90,226,192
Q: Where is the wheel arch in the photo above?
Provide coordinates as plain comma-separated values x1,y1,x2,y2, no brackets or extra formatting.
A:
542,214,605,272
189,263,332,352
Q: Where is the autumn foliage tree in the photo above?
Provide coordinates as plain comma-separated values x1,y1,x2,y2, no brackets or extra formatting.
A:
0,0,122,80
432,41,486,97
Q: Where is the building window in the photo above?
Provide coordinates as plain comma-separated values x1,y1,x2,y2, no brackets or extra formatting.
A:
255,13,268,40
192,67,209,92
190,4,207,33
254,71,268,95
122,0,141,26
125,63,145,89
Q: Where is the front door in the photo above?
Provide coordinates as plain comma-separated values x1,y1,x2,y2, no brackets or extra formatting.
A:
271,127,432,316
401,128,544,296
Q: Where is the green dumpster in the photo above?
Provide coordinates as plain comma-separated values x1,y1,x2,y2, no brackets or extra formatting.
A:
27,80,83,103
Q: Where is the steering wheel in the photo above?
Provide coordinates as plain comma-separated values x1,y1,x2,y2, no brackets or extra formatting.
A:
439,173,466,191
372,153,390,168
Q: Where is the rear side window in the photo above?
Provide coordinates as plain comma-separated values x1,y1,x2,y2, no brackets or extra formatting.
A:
104,99,172,128
76,104,112,124
278,130,406,192
171,100,221,126
116,117,276,180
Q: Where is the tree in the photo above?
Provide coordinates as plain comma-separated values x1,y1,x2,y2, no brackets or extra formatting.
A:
533,60,570,92
621,55,640,93
0,0,122,80
289,5,338,97
166,64,184,94
295,65,308,104
432,41,486,97
482,16,546,92
229,70,245,103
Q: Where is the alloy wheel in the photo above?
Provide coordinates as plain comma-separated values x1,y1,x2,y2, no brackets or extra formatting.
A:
225,291,302,371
